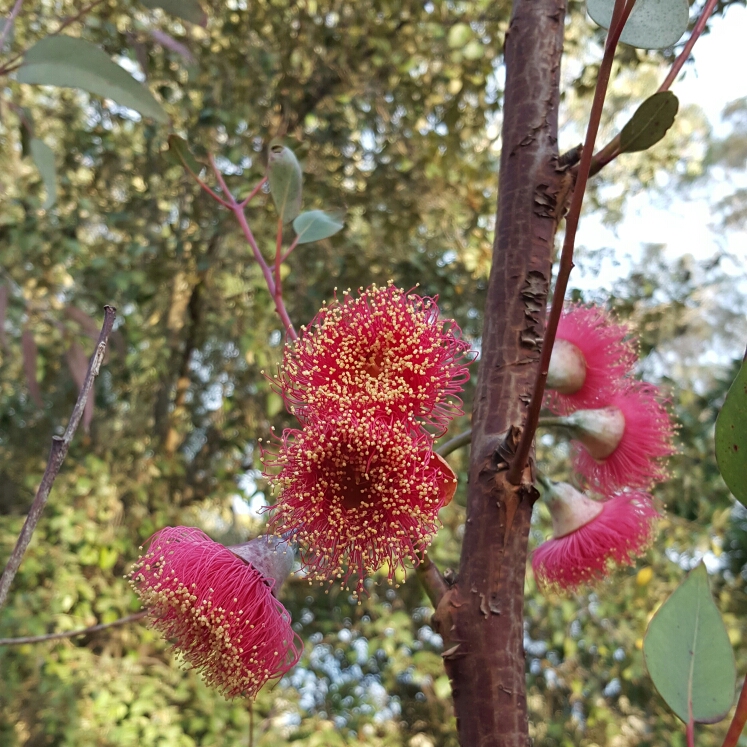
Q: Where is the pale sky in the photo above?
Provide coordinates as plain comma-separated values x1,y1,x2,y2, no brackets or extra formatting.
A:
574,3,747,289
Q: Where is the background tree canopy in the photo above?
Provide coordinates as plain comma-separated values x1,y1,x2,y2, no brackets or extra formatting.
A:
1,1,746,745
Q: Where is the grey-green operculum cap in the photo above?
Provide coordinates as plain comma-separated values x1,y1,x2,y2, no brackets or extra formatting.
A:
228,535,294,594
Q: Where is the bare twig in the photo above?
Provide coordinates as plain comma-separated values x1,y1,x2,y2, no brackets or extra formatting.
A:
0,611,146,646
0,305,116,610
721,675,747,747
436,428,472,458
589,0,720,176
0,0,24,55
507,0,635,484
0,0,108,76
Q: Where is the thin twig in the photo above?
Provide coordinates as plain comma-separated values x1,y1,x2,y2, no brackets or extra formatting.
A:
0,611,146,646
239,176,268,209
436,428,472,457
279,234,300,265
686,716,695,747
415,551,448,608
589,0,720,176
721,675,747,747
206,155,298,340
507,0,635,485
0,0,107,76
0,305,116,610
0,0,24,55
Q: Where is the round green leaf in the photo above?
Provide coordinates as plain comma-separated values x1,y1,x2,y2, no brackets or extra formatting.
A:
619,91,679,154
587,0,689,49
28,138,56,210
715,359,747,508
141,0,208,26
644,563,736,724
17,36,167,123
292,210,345,244
268,144,303,224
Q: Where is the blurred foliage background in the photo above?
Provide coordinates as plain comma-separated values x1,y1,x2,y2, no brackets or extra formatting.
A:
1,0,746,745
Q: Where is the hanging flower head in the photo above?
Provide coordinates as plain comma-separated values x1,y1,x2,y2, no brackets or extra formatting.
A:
545,303,637,415
128,528,302,699
532,482,659,592
262,411,457,594
272,283,473,435
570,381,676,491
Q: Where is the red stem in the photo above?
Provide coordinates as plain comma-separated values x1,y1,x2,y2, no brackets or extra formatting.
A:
507,0,636,484
280,235,300,264
659,0,720,93
590,0,720,175
722,676,747,747
206,156,297,340
239,176,268,209
687,717,695,747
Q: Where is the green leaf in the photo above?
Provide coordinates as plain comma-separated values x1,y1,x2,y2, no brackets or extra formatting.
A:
17,36,168,123
619,91,679,154
292,210,345,244
587,0,689,49
715,359,747,508
29,138,57,210
644,563,736,724
167,134,202,176
141,0,208,26
268,143,303,223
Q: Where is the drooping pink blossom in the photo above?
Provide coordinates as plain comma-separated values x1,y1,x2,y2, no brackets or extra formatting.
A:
532,484,659,593
262,411,457,594
571,381,676,491
129,527,302,699
545,303,637,415
271,283,473,435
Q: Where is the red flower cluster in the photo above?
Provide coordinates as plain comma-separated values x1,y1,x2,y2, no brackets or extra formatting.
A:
273,283,472,434
534,303,675,592
265,283,471,593
129,528,302,699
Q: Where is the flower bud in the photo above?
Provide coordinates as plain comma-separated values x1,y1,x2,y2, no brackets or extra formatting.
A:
544,481,604,537
565,406,626,460
228,535,294,593
547,339,587,394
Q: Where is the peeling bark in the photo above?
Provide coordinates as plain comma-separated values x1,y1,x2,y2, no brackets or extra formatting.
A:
436,0,567,743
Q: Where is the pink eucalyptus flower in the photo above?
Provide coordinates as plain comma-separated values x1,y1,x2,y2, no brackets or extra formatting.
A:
129,528,302,699
262,411,457,594
571,381,676,491
271,283,473,435
545,303,637,415
532,482,659,592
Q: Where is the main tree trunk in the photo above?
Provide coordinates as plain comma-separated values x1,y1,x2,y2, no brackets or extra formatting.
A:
435,0,568,744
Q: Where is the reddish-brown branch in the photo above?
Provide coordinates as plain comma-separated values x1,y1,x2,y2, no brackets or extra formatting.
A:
507,0,633,485
722,676,747,747
0,611,147,646
590,0,720,176
0,306,116,610
442,0,566,741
